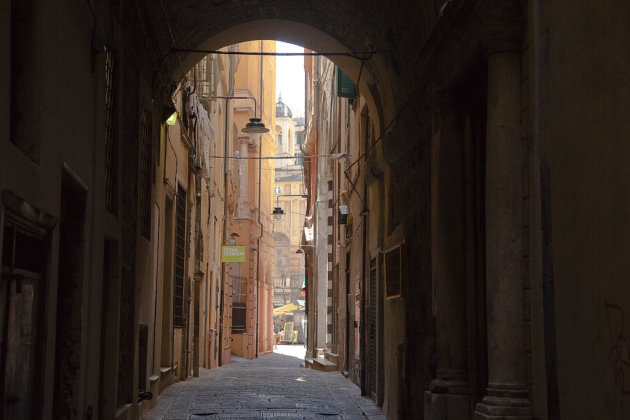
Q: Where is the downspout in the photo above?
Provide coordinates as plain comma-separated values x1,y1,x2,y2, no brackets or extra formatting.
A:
314,56,320,197
219,53,235,366
193,171,202,377
360,122,369,395
313,56,320,348
255,40,264,357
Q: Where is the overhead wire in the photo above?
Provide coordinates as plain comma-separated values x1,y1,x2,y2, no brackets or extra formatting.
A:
207,153,349,160
165,48,375,61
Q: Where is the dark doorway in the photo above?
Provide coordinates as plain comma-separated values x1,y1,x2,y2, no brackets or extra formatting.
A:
98,239,120,420
53,170,87,418
345,251,351,371
368,257,377,398
0,209,48,419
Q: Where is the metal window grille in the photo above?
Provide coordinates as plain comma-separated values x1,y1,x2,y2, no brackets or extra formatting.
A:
104,49,118,214
195,57,211,98
232,275,247,333
173,186,186,328
369,257,377,394
138,109,152,239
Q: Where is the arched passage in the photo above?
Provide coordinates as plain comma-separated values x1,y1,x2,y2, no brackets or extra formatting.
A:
158,19,391,139
124,0,444,147
17,0,630,418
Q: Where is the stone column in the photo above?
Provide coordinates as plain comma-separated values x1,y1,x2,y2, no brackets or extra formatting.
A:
474,36,532,419
425,91,470,419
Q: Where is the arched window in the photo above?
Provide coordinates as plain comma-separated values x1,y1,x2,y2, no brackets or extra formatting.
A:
278,131,283,147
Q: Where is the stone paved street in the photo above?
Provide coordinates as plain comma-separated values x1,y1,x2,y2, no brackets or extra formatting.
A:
144,347,386,419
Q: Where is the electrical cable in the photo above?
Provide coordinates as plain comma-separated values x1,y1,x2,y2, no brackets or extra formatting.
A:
343,79,422,173
158,0,188,82
343,214,365,245
165,48,375,61
207,153,349,160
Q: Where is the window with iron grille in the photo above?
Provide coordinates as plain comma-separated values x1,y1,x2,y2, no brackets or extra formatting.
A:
232,275,247,333
138,108,152,239
368,257,377,393
104,48,118,214
385,246,402,298
173,186,187,328
195,56,211,98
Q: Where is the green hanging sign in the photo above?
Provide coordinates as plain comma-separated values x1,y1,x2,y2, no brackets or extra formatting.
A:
222,245,246,262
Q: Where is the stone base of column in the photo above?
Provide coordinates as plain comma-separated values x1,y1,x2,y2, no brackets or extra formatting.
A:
424,391,470,420
473,385,532,419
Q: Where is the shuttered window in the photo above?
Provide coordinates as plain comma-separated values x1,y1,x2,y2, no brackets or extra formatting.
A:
337,67,357,99
104,48,118,214
232,275,247,333
173,186,186,328
138,109,152,239
368,257,377,394
385,246,402,298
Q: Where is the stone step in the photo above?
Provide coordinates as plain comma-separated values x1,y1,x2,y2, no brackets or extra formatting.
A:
324,351,339,365
311,357,337,372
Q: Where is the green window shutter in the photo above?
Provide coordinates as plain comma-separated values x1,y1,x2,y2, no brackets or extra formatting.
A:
337,67,357,99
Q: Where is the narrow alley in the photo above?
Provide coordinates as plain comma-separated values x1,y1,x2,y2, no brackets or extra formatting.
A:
145,346,384,420
6,1,630,419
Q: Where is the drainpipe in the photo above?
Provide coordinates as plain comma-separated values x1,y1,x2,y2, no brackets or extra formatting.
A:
255,40,264,357
313,56,321,350
219,53,235,366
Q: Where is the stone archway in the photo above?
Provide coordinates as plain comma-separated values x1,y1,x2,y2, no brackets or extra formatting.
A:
166,19,389,138
122,0,444,144
117,2,532,418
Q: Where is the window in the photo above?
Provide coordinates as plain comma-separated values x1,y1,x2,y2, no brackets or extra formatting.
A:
337,67,357,99
195,56,211,98
138,108,152,239
173,186,186,328
274,186,282,194
278,131,283,147
10,0,40,163
385,245,402,298
104,48,118,214
232,275,247,334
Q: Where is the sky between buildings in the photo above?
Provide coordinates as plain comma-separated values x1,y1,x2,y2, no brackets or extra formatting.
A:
275,41,305,118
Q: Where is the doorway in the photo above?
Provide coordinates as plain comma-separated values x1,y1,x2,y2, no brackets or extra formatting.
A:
53,170,88,418
0,208,48,419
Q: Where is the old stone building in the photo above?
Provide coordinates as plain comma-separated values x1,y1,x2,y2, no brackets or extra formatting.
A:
273,97,307,342
3,0,630,419
229,40,277,360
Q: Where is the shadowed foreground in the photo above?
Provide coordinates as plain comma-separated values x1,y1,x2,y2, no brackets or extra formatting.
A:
144,349,385,419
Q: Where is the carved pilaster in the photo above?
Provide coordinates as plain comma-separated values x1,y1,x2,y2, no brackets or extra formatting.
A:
474,9,532,418
425,89,470,419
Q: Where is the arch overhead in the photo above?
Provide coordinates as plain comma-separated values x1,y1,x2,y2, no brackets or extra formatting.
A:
132,0,445,154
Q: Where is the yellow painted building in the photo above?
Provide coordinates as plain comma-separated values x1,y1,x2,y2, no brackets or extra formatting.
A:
229,40,278,359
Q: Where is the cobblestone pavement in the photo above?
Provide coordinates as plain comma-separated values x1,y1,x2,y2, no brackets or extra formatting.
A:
144,349,386,420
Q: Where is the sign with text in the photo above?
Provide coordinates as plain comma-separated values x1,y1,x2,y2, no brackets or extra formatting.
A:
221,245,246,262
